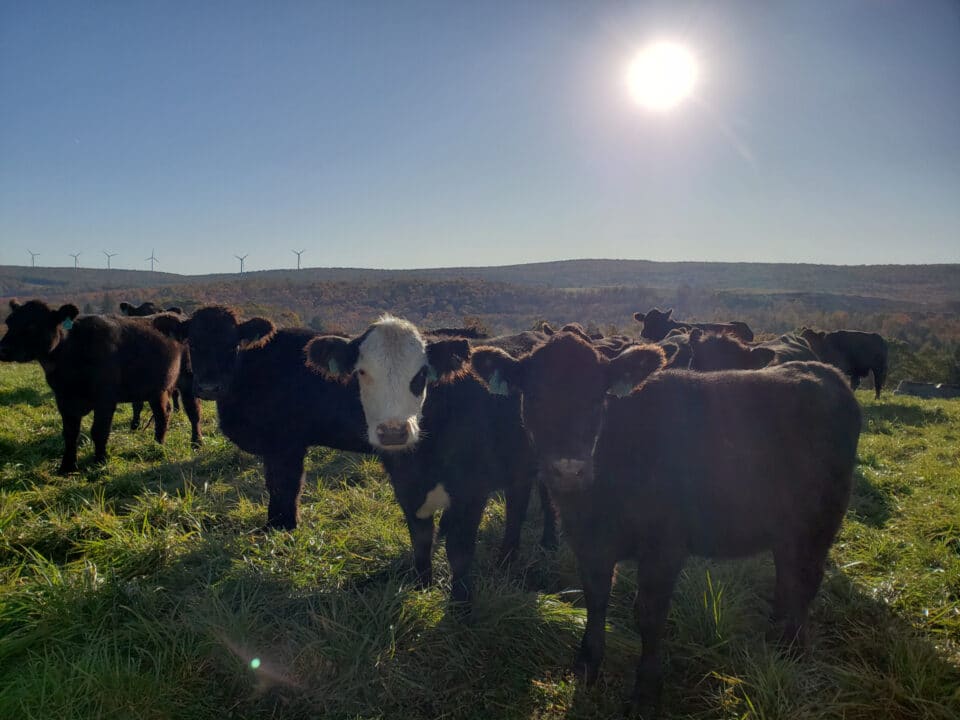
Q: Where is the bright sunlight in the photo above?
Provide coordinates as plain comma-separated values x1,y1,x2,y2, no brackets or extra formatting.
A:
626,41,698,112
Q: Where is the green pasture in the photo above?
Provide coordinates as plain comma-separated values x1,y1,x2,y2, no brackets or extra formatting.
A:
0,362,957,719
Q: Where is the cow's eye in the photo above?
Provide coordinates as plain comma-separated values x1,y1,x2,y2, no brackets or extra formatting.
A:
410,366,428,396
357,368,367,378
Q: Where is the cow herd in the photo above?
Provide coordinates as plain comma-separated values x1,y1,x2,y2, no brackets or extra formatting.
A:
0,299,890,716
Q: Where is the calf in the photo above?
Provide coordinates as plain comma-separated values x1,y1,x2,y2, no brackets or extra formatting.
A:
119,301,201,445
153,306,373,530
688,330,818,371
306,318,555,607
800,328,888,398
472,332,860,716
0,299,182,473
634,307,754,343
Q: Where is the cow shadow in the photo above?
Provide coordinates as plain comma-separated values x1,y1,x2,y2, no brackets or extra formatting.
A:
847,467,893,528
861,402,949,430
0,385,49,407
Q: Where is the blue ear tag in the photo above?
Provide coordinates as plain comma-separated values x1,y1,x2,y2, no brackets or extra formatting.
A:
609,380,634,398
327,358,341,375
62,318,74,331
488,369,510,396
426,366,439,383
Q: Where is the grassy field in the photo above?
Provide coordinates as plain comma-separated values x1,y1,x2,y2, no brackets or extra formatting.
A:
0,361,958,719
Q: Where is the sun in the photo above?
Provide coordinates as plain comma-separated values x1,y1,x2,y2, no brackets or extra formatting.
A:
626,41,698,112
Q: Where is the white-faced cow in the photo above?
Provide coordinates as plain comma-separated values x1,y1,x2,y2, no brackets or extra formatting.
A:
0,299,182,474
306,316,555,608
471,332,860,716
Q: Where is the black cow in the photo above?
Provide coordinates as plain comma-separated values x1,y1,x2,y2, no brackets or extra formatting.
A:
634,307,754,343
306,319,556,608
153,305,373,530
471,332,860,716
119,301,201,445
1,299,183,473
800,328,889,398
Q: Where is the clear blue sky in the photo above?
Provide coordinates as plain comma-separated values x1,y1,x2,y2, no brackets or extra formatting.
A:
1,0,958,274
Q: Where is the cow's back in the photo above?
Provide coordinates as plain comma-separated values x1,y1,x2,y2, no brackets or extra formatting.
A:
597,362,859,556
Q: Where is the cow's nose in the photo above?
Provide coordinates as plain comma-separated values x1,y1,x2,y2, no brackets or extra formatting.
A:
376,422,410,447
551,458,587,479
194,381,224,399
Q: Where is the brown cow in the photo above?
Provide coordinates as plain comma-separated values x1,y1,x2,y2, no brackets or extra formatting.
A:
634,307,754,343
688,330,818,371
0,299,182,473
471,332,860,716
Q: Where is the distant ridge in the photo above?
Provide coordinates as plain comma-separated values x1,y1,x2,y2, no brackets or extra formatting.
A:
1,259,959,304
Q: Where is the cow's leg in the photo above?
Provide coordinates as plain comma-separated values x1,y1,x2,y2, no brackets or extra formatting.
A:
498,476,532,564
629,548,683,718
404,512,436,588
773,541,829,650
149,391,172,445
130,401,143,430
262,449,306,530
573,554,616,685
873,367,886,400
171,388,181,412
58,412,82,475
443,499,486,606
537,477,558,550
179,380,203,448
90,401,117,465
848,373,860,391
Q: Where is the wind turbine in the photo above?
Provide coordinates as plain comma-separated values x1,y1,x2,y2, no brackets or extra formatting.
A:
292,249,305,270
103,250,118,269
146,250,159,272
27,250,39,268
69,252,81,270
235,254,248,274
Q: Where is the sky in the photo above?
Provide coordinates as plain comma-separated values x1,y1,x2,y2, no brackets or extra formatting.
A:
1,0,958,275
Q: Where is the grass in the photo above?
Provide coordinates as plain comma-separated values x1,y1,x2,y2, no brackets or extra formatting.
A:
0,361,958,719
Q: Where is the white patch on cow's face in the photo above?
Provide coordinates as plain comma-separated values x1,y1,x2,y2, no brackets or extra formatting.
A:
416,483,451,519
355,316,429,451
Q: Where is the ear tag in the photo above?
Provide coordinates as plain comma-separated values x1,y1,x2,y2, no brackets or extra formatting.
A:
62,318,74,331
488,369,510,396
426,366,439,383
609,380,634,398
328,358,341,375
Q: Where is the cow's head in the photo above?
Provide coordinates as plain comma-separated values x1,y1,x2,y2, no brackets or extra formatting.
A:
688,329,775,371
634,307,676,341
154,306,275,400
119,301,162,317
305,315,470,451
471,332,664,491
0,299,79,363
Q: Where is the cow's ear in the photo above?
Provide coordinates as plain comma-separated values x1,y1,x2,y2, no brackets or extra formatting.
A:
749,347,776,369
54,304,80,326
664,308,673,318
9,299,20,311
425,338,470,384
119,302,133,315
305,334,360,380
238,317,275,348
633,311,645,322
604,346,665,397
153,314,188,340
165,306,183,315
470,346,523,396
660,343,679,361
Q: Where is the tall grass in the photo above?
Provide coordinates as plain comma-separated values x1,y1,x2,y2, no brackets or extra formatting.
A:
0,362,957,718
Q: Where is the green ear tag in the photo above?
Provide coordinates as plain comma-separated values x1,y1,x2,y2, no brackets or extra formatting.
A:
327,358,341,375
426,366,439,383
609,380,634,398
62,318,74,331
488,370,510,396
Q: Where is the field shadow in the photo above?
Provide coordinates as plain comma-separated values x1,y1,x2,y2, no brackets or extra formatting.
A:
847,467,894,528
862,403,949,430
0,385,48,407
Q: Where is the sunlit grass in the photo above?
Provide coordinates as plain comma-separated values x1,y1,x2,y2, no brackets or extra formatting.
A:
0,363,957,718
